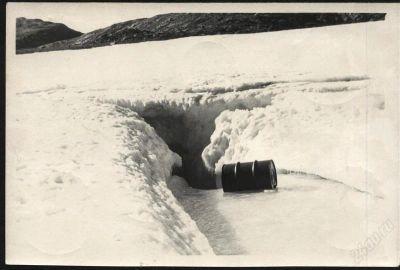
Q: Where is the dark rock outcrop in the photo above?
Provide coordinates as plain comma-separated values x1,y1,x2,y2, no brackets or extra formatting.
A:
16,17,82,51
17,13,385,54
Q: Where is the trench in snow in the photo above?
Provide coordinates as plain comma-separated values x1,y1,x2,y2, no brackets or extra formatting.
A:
110,87,275,254
107,77,377,254
112,88,275,189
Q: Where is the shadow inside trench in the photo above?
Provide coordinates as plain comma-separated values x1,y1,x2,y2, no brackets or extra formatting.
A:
142,113,246,255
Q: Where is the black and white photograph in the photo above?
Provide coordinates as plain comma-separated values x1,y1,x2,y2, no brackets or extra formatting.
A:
5,2,400,266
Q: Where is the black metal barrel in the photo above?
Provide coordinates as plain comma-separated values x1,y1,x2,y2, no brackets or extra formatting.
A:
221,160,277,192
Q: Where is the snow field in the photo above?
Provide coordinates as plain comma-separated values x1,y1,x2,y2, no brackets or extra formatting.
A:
6,15,400,265
6,94,213,265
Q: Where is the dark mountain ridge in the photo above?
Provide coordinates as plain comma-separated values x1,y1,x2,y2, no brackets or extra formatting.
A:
17,13,385,54
16,17,83,50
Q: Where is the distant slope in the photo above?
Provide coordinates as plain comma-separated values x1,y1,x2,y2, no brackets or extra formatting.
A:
17,13,385,54
16,17,82,51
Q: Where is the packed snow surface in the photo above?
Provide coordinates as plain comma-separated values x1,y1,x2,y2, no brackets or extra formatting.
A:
7,15,399,266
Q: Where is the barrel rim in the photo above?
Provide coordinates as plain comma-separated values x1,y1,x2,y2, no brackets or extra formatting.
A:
270,159,277,188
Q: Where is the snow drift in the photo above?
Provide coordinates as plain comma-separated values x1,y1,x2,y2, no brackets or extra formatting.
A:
7,95,213,265
202,81,389,196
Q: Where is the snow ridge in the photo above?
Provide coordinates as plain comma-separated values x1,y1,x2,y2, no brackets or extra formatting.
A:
102,85,275,188
7,95,213,264
109,105,214,255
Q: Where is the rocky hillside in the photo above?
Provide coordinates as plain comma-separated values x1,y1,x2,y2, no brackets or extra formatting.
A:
16,17,82,51
17,13,385,54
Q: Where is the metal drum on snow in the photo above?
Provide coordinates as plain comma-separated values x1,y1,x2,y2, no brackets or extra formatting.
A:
221,160,277,192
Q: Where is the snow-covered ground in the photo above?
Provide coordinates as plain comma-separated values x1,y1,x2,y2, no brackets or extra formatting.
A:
6,13,399,266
